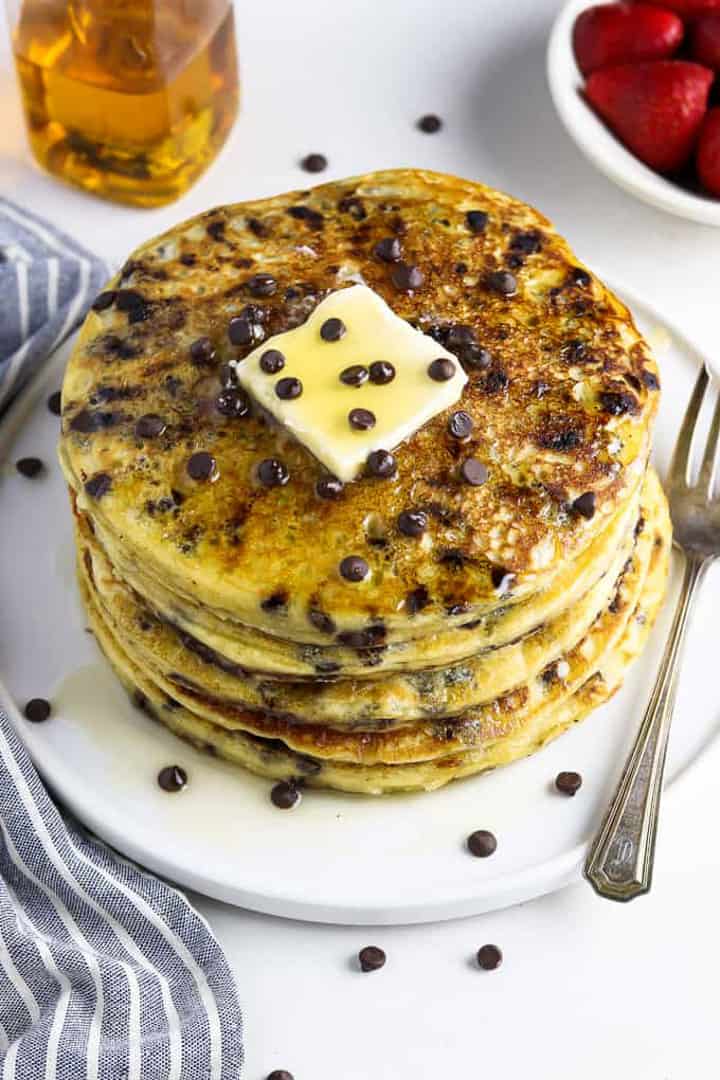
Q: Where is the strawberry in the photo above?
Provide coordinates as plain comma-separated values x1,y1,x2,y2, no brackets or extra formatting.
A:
691,14,720,70
645,1,720,14
696,107,720,193
573,4,683,77
585,61,714,172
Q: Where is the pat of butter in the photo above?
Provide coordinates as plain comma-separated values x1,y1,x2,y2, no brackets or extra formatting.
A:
231,285,467,482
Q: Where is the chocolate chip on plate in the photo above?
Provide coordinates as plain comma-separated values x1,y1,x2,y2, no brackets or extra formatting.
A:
258,458,289,487
190,336,217,364
572,492,596,520
47,390,62,416
486,270,517,296
187,452,217,482
270,780,301,809
316,476,344,499
227,318,254,347
260,349,285,374
466,210,488,234
476,944,503,971
216,388,250,418
555,770,582,796
134,414,166,439
358,946,386,972
374,236,402,262
467,829,497,858
417,113,442,133
366,449,397,478
300,152,327,173
448,410,474,439
340,555,369,582
348,408,375,431
158,765,187,792
15,457,44,478
24,698,51,723
368,361,395,385
320,317,346,342
391,262,424,292
428,357,456,382
398,509,428,538
275,377,303,400
460,458,488,486
340,364,369,387
247,273,277,297
84,472,112,499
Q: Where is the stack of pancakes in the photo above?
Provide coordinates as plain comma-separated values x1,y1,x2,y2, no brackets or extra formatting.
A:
59,169,670,795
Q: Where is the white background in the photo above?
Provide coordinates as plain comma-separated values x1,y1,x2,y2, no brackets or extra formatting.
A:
2,1,720,1076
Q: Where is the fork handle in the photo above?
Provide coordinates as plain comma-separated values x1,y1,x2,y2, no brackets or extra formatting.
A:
584,553,709,901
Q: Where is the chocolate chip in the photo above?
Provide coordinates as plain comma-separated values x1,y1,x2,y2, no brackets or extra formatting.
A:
15,457,44,478
70,409,120,433
260,349,285,374
216,388,250,418
261,591,288,612
338,195,367,219
642,369,660,391
562,339,590,364
358,946,386,972
247,273,277,297
158,765,187,793
569,266,591,287
309,609,336,635
340,364,368,387
417,113,442,133
510,229,542,254
320,317,346,342
367,449,397,478
572,492,596,520
349,408,375,431
316,476,344,499
374,236,402,262
187,452,217,482
300,152,327,173
391,262,424,292
460,458,488,486
428,357,456,382
258,458,289,487
467,829,497,857
448,411,474,439
134,414,166,439
47,390,62,416
368,361,395,385
476,944,502,971
445,324,476,350
276,377,303,400
398,509,428,537
115,289,148,322
190,336,217,365
466,210,488,233
461,346,493,371
267,1071,294,1080
483,368,509,394
340,556,369,582
538,427,581,452
91,290,116,312
287,205,325,229
24,698,51,723
227,318,253,347
491,565,515,594
485,270,517,296
555,770,582,796
84,472,112,499
406,585,430,614
270,781,300,809
600,390,638,416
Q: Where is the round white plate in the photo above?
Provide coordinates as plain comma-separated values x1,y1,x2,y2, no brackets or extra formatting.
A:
547,0,720,227
0,285,716,925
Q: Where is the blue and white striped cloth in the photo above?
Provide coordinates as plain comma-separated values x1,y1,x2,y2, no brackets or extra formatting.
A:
0,200,243,1077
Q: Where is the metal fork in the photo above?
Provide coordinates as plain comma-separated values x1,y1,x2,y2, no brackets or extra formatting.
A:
585,366,718,901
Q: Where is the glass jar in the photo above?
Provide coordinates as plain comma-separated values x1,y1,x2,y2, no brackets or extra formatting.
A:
7,0,239,206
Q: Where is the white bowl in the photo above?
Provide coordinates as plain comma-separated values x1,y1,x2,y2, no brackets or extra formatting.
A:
547,0,720,226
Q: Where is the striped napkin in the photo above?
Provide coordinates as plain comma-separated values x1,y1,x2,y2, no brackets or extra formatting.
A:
0,200,243,1077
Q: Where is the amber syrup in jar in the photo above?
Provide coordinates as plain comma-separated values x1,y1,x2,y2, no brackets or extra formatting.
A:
11,0,239,206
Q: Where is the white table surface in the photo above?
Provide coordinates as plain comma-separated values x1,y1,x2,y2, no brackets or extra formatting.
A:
2,2,719,1076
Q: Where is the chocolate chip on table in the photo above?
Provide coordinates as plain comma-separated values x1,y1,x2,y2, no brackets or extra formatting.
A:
227,318,254,347
485,270,517,296
270,780,301,809
358,946,386,972
391,262,424,292
187,452,217,482
428,357,456,382
460,458,488,486
91,290,117,312
476,944,503,971
366,449,397,478
348,408,375,431
157,765,187,793
84,472,112,499
572,492,596,520
555,770,582,796
258,458,289,487
247,273,277,297
275,377,303,401
467,829,497,857
316,476,344,499
448,410,474,439
340,364,369,387
266,1072,294,1080
466,210,488,234
190,336,217,365
398,509,428,537
134,414,166,439
216,388,250,418
300,152,327,173
320,317,346,342
417,113,442,133
374,236,402,262
368,361,395,385
15,457,44,478
24,698,51,723
260,349,285,374
47,390,62,416
340,555,369,582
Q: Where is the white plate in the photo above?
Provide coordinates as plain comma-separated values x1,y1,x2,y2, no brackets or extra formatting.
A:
0,285,717,925
547,0,720,227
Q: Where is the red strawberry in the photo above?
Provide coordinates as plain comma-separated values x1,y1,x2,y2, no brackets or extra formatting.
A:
585,61,714,172
645,1,720,14
697,107,720,193
691,14,720,70
573,4,683,77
